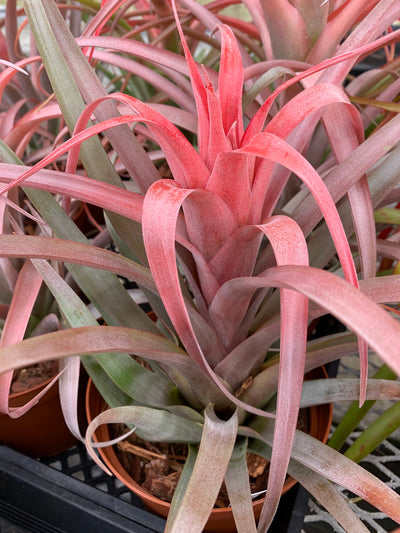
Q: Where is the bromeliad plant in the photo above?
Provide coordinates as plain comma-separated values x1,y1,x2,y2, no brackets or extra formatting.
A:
1,0,400,531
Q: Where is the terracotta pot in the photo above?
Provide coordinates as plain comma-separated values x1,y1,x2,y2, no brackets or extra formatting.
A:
85,367,332,532
0,378,78,458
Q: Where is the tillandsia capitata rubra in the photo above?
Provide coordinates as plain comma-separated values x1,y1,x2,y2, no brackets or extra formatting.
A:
1,1,400,531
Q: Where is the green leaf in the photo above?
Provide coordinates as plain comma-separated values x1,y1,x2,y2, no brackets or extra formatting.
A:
167,444,198,527
32,259,177,408
225,437,257,533
296,378,400,409
242,66,295,110
0,140,161,337
23,0,122,188
328,365,397,451
350,95,400,114
344,401,400,463
40,0,159,190
165,405,238,533
24,0,157,274
0,324,227,412
85,405,204,474
374,206,400,225
26,188,159,333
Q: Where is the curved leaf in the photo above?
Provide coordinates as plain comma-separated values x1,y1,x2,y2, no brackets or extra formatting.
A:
329,364,397,452
312,0,400,80
211,214,309,529
242,66,294,111
171,0,210,163
214,265,400,376
246,420,400,525
266,83,362,140
210,215,308,346
224,437,257,533
85,404,203,474
31,259,176,407
0,324,231,410
23,0,124,192
142,179,208,372
288,461,370,533
0,162,144,224
297,378,400,409
218,272,400,390
65,92,209,189
0,261,46,417
166,404,238,533
237,129,367,400
237,335,359,420
243,27,400,143
249,439,370,533
92,50,195,111
0,234,156,292
142,180,281,416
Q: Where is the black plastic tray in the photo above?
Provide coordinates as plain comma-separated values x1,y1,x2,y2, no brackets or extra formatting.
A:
0,443,312,533
0,445,165,533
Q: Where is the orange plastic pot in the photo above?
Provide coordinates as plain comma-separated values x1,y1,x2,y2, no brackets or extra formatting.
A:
0,378,77,458
85,367,332,533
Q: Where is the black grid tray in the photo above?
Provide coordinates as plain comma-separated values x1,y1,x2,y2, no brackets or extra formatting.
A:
0,442,310,533
1,435,400,533
0,444,165,533
302,434,400,533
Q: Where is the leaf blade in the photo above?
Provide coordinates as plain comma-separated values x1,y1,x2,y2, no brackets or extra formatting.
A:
166,404,238,533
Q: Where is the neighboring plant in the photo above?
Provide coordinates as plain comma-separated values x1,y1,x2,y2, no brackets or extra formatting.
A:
1,1,400,531
329,187,400,460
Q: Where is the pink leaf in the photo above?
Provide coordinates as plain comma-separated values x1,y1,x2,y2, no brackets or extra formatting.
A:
91,50,196,112
209,215,308,346
243,27,400,143
322,102,374,402
251,85,364,220
142,181,277,418
65,92,209,188
309,0,400,68
259,0,311,60
181,188,239,265
205,152,253,227
221,265,400,374
143,179,205,369
0,261,50,417
239,132,358,288
209,225,262,286
0,164,144,224
202,68,231,170
171,0,210,162
206,215,310,528
212,215,309,527
217,24,244,143
266,83,361,139
1,102,208,195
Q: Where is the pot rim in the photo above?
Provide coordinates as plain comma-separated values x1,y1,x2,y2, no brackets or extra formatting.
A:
85,365,333,518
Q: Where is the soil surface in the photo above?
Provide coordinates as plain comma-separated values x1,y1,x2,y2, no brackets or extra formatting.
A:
11,361,58,394
111,408,309,507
